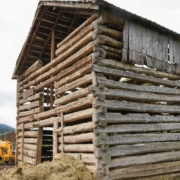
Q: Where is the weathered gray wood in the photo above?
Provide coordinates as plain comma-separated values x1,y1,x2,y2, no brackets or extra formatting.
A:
109,151,180,168
18,131,38,137
96,142,180,158
70,153,97,164
57,13,99,48
98,58,180,80
94,35,123,49
58,144,94,152
96,123,180,134
34,108,93,124
55,73,93,95
17,154,36,165
94,87,180,103
18,107,43,117
95,100,180,114
17,138,37,144
18,100,43,112
94,24,123,39
55,64,92,89
62,121,96,135
109,161,180,180
94,133,180,146
122,21,129,62
93,112,180,124
19,93,43,105
17,143,36,151
58,133,93,144
55,86,92,105
22,88,34,100
93,65,180,87
19,59,42,82
18,115,34,124
96,76,180,95
17,149,36,158
55,54,92,84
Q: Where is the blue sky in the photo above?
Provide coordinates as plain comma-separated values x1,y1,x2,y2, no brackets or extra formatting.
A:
0,0,180,128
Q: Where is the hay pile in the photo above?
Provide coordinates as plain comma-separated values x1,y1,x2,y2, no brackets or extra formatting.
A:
0,154,93,180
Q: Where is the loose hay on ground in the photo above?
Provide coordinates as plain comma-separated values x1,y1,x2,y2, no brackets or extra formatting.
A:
0,154,93,180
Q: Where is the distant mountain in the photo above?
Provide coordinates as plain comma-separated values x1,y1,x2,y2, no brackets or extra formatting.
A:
0,124,15,134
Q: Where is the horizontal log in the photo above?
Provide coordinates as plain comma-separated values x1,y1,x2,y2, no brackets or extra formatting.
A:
109,151,180,168
18,115,34,124
55,63,92,89
35,97,92,120
99,58,180,80
58,144,94,152
109,161,180,180
17,138,37,144
17,143,36,151
22,88,34,100
99,9,125,26
56,19,98,56
55,86,93,105
19,93,43,105
18,149,36,158
19,59,42,82
59,133,93,144
57,13,99,48
69,153,97,164
94,87,180,103
18,100,43,112
17,109,94,130
96,123,180,134
17,154,36,165
55,55,92,84
20,42,94,91
94,35,123,49
96,76,180,95
55,73,93,95
93,65,180,87
95,100,180,113
18,107,43,117
93,112,180,124
96,142,180,158
62,121,96,135
94,133,180,146
18,131,38,137
94,24,123,39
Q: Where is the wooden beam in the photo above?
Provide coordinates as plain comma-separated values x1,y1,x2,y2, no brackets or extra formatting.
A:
42,2,99,10
18,7,48,76
40,10,64,59
36,127,43,165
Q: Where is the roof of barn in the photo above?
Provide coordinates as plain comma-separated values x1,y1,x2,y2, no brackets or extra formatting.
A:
12,0,180,79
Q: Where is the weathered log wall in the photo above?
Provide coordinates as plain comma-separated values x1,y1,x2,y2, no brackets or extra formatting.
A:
15,9,180,180
92,51,180,179
123,20,180,74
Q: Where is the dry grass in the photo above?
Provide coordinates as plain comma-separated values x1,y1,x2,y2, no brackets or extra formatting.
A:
0,154,93,180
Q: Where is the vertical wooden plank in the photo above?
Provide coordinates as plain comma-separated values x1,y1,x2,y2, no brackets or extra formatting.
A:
61,112,64,153
162,34,169,63
53,121,58,157
122,20,129,62
50,29,55,110
169,36,174,64
21,123,24,162
36,127,43,165
135,23,141,64
129,21,136,63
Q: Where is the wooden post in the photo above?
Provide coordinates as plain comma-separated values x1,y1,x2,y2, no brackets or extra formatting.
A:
36,127,43,165
50,28,55,110
53,120,58,157
21,123,24,162
61,112,64,153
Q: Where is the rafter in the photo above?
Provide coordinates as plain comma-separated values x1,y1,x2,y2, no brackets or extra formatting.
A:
40,10,64,60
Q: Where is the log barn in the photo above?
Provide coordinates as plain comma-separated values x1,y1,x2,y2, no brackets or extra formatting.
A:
12,0,180,179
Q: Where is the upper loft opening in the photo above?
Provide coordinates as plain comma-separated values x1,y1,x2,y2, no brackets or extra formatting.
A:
15,5,96,77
